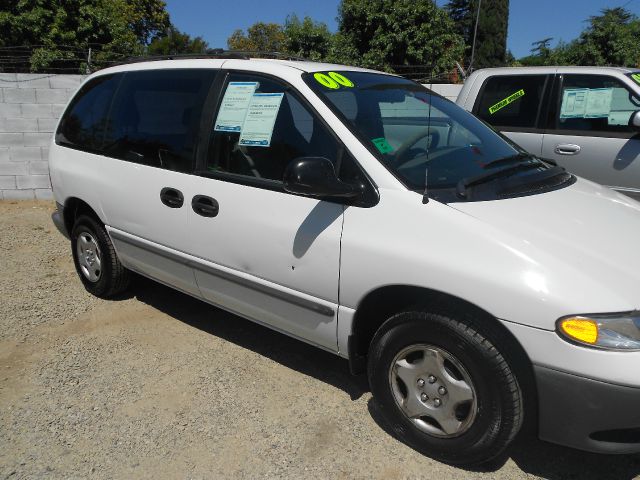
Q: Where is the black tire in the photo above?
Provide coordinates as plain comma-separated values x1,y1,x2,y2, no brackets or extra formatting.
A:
368,311,523,466
71,214,130,298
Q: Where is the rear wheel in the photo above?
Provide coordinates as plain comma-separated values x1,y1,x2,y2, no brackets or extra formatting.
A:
71,215,130,298
368,311,523,466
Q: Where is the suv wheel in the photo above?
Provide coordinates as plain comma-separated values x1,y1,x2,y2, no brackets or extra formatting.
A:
368,311,523,466
71,215,130,298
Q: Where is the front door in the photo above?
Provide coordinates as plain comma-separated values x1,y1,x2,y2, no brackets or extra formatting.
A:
541,73,640,200
184,72,356,351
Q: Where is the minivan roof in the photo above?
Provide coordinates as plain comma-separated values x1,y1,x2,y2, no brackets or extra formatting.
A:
94,57,381,77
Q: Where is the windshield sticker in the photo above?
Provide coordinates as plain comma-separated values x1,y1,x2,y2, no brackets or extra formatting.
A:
372,137,394,154
314,72,355,89
489,89,525,115
632,73,640,85
214,82,259,132
328,72,354,87
560,88,613,119
238,93,284,147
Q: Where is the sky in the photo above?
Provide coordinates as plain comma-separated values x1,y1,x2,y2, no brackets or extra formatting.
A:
164,0,640,59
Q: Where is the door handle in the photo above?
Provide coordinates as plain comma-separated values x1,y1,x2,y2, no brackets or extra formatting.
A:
554,144,581,155
192,195,219,218
160,187,184,208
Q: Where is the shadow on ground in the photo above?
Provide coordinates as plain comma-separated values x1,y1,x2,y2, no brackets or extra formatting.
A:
126,276,640,479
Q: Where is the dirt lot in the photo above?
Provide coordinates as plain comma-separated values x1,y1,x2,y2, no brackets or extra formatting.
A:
1,200,639,480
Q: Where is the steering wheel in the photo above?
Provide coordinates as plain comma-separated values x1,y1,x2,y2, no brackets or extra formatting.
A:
392,128,440,166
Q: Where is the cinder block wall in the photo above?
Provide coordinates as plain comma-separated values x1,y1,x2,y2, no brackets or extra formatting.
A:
0,74,462,201
0,73,84,200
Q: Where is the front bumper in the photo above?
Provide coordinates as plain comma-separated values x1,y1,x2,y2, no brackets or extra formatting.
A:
51,202,69,239
536,365,640,454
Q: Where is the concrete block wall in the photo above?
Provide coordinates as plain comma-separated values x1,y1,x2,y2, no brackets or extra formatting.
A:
423,83,464,102
0,73,85,200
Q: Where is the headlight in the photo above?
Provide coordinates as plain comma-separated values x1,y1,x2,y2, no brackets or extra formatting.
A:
556,312,640,351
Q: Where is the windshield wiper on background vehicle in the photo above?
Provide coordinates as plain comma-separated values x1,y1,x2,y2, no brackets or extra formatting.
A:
456,160,547,198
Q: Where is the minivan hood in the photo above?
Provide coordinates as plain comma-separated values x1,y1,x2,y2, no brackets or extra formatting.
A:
449,179,640,314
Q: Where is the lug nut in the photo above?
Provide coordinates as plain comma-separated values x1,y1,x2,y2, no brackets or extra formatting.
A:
421,393,428,402
428,375,437,384
417,379,425,387
433,398,442,407
438,386,447,395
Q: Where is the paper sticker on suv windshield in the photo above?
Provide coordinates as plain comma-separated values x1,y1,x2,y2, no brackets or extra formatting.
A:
238,93,284,147
632,73,640,85
214,82,259,132
489,89,525,115
314,72,354,89
372,137,394,154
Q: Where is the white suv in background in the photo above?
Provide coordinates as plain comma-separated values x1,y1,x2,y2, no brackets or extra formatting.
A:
50,56,640,466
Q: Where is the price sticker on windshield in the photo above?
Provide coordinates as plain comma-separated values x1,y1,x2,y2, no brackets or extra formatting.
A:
489,89,525,115
372,137,394,154
314,72,355,89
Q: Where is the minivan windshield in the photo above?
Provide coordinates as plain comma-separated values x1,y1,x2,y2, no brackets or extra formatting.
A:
305,71,566,201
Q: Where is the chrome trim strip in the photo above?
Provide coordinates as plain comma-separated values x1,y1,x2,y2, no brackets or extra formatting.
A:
109,230,335,317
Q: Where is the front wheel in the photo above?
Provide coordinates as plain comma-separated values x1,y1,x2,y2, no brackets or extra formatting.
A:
71,215,130,298
367,311,523,466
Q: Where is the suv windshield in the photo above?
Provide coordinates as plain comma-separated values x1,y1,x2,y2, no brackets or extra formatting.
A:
305,71,572,201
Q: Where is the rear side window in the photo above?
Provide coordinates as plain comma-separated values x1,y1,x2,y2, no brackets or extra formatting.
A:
104,69,214,173
56,74,120,152
474,75,547,129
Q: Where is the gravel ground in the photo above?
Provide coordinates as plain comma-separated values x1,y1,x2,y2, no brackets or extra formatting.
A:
1,200,639,480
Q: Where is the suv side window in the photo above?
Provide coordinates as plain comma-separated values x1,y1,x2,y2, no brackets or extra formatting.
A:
206,73,348,183
56,74,120,152
104,69,214,173
474,75,548,129
555,74,640,134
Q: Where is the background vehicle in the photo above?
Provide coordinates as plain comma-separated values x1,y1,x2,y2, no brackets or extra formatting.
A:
457,66,640,200
50,56,640,466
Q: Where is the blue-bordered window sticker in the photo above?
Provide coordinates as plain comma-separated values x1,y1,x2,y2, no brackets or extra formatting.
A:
214,82,259,132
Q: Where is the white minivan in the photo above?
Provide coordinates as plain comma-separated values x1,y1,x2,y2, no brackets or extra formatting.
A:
50,56,640,466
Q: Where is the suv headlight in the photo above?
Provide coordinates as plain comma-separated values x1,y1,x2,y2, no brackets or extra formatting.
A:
557,312,640,351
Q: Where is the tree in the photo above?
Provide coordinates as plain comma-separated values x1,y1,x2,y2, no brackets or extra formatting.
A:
0,0,173,72
227,23,286,52
125,0,171,46
148,26,207,55
446,0,510,69
283,15,332,61
337,0,465,76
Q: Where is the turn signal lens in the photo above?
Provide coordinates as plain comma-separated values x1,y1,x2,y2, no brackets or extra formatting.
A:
559,317,598,344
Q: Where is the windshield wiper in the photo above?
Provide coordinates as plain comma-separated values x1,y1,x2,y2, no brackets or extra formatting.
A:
480,152,532,169
456,160,545,198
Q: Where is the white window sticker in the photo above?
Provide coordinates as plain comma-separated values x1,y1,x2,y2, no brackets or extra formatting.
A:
560,87,613,119
214,82,259,132
238,93,284,147
560,89,588,118
585,88,613,118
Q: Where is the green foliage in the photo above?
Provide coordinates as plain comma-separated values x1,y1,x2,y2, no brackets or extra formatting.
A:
336,0,465,74
283,15,332,61
522,8,640,67
227,22,286,52
0,0,173,72
148,26,207,55
445,0,510,69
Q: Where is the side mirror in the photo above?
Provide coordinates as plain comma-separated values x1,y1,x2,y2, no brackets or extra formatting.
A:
629,111,640,130
283,157,360,199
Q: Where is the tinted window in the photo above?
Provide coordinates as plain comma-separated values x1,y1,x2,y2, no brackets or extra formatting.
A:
56,74,119,151
475,75,547,129
104,69,214,173
556,74,640,133
206,74,347,183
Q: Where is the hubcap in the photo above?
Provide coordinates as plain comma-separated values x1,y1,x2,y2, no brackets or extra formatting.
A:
388,344,477,438
76,231,102,282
